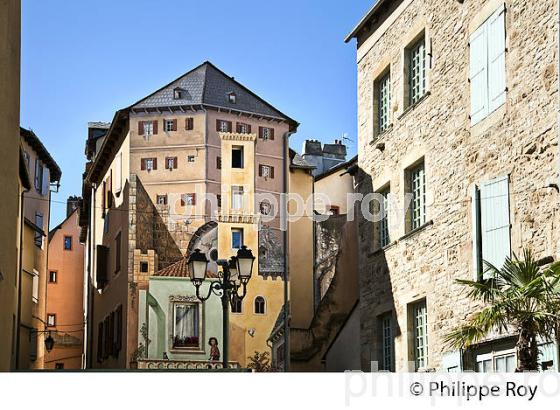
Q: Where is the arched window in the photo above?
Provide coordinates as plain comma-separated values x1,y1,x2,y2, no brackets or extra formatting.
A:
254,296,266,315
231,295,242,313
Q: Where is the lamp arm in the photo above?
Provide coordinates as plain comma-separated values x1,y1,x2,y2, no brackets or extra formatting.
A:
232,282,248,302
195,281,223,302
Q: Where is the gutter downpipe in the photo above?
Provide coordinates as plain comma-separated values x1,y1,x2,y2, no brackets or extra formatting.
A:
283,130,296,372
557,0,560,370
86,183,96,368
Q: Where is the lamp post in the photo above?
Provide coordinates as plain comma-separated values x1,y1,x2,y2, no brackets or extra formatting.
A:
188,245,255,369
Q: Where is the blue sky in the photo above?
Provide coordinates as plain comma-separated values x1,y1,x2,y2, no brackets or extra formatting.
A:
21,0,370,225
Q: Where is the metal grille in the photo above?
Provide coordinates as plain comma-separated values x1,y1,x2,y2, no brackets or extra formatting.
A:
411,164,425,230
378,73,391,133
413,302,428,370
409,38,426,105
379,189,390,247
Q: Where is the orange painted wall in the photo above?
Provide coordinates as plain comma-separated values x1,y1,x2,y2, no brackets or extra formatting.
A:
45,210,85,369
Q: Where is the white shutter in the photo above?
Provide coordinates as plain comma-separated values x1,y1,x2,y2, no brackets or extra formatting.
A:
42,166,50,196
487,5,506,113
115,152,123,193
469,23,489,125
471,186,482,280
32,271,39,302
441,350,462,372
34,159,41,191
480,175,511,278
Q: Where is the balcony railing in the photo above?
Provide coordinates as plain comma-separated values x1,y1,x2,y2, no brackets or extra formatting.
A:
137,359,241,370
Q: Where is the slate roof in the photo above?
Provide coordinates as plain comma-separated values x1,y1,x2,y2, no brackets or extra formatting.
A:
132,61,296,122
289,148,315,170
153,256,218,279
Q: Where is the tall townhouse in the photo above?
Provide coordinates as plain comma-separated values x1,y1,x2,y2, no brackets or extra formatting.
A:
346,0,559,372
80,61,298,368
45,197,85,369
0,0,21,371
19,127,62,369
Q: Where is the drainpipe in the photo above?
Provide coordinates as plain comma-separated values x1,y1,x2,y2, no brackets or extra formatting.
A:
86,183,97,368
283,130,296,372
15,187,28,369
557,0,560,370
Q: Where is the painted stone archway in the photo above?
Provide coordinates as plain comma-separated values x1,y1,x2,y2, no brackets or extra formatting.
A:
186,221,218,277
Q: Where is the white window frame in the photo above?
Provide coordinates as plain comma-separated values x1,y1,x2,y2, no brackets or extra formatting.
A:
164,119,174,132
412,301,428,370
408,36,426,106
143,121,154,137
378,72,391,133
47,314,56,327
477,348,516,373
231,228,244,250
379,188,390,247
145,158,154,172
410,163,426,230
262,127,271,140
232,186,244,210
32,269,39,303
171,302,202,350
166,157,175,170
381,314,393,371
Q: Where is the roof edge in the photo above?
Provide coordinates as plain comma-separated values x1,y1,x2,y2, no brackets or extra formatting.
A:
344,0,388,43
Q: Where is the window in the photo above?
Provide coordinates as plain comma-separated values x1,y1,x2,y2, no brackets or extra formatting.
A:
469,5,506,125
35,213,44,248
185,117,194,130
217,119,232,133
236,122,251,134
173,303,200,349
217,156,222,169
231,186,244,210
232,228,244,249
32,270,39,303
23,151,30,170
141,158,157,172
408,36,426,106
34,158,44,193
139,120,156,137
165,157,178,170
232,146,244,168
173,88,184,100
477,349,516,373
409,162,426,230
63,236,72,251
140,262,149,273
380,313,394,371
377,72,391,133
379,188,390,247
164,119,176,132
231,295,242,313
55,363,64,369
228,92,237,104
47,314,56,327
49,271,57,283
259,164,274,179
254,296,266,314
259,126,274,140
411,300,428,370
115,152,123,194
115,232,121,274
217,194,222,208
472,176,510,280
156,195,168,205
181,193,196,206
187,155,195,163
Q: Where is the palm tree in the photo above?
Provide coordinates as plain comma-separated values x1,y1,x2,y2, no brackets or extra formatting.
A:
445,249,560,371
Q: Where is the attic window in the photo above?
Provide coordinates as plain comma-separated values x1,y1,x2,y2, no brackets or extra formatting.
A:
228,92,237,104
174,88,185,100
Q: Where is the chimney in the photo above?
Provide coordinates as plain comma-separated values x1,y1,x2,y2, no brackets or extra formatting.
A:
67,196,81,218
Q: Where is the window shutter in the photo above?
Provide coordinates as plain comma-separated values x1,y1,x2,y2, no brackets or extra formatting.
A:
116,305,122,352
236,122,241,133
258,126,264,139
153,158,158,170
258,164,263,177
42,166,50,196
227,121,232,132
115,153,122,193
469,23,489,125
138,121,144,135
216,119,221,131
97,322,103,362
471,185,482,281
181,195,185,207
441,351,462,372
487,5,506,113
172,119,178,131
217,156,222,169
34,159,41,190
247,124,252,133
173,157,178,169
102,181,106,212
186,117,193,130
140,158,146,171
192,193,196,205
152,120,158,135
270,166,275,179
480,175,510,278
29,329,38,361
270,128,275,140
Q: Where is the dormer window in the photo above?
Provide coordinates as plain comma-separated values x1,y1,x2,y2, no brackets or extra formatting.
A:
228,92,237,104
173,88,185,100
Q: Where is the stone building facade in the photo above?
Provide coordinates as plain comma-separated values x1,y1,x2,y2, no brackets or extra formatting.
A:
346,0,559,371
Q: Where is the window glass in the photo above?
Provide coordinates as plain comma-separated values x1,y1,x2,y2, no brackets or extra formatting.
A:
409,37,426,105
232,229,243,249
232,147,244,168
64,236,72,250
173,303,200,348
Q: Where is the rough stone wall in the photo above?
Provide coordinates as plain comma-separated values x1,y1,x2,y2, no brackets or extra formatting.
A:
355,0,559,371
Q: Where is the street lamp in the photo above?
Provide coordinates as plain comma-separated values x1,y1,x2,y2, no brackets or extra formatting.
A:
188,245,255,369
44,331,55,353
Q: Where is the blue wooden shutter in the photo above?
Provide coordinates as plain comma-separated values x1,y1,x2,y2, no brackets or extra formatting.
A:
480,175,511,278
469,23,488,125
487,5,506,113
441,350,462,372
42,166,50,196
471,186,482,280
